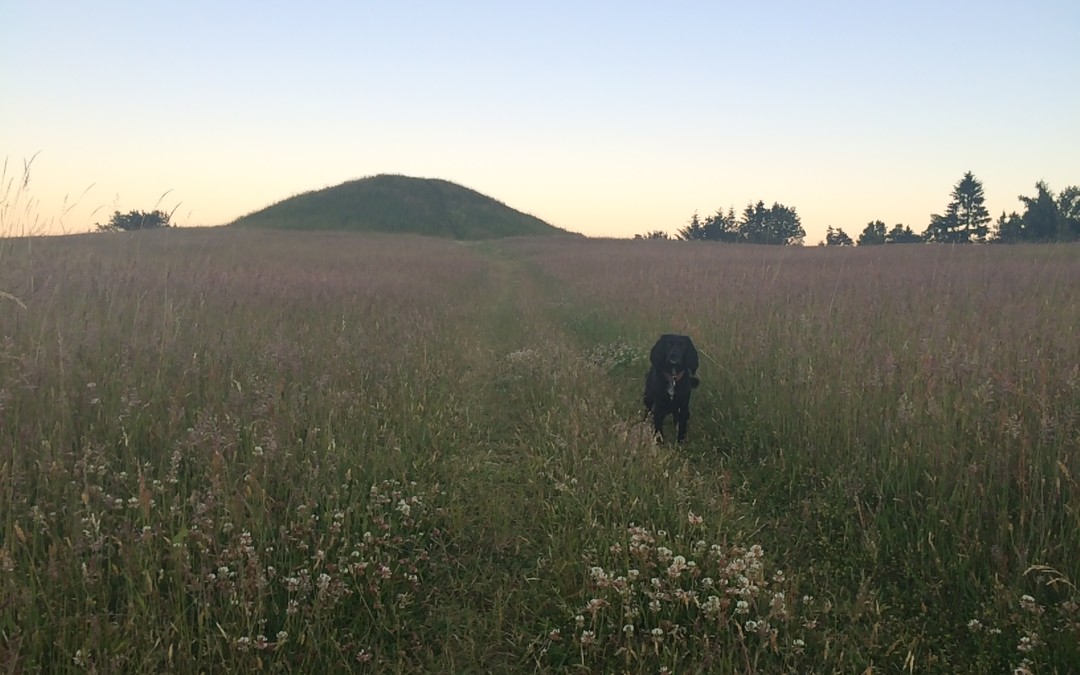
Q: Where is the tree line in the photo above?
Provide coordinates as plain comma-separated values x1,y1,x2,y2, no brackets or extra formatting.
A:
638,173,1079,245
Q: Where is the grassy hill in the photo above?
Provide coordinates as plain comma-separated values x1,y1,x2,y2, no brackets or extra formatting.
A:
228,174,573,239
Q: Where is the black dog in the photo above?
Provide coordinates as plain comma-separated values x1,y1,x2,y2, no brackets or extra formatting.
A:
643,334,700,442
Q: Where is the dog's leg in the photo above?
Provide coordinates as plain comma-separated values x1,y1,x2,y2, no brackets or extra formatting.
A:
676,404,690,442
652,405,666,441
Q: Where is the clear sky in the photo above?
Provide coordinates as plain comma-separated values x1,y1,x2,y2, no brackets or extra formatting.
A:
3,1,1078,241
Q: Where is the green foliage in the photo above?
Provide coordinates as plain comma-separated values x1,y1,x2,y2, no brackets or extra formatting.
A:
678,208,739,242
634,230,671,239
228,174,570,240
825,225,854,246
1017,181,1059,241
738,201,805,245
857,220,887,245
989,182,1080,243
990,211,1025,243
96,209,173,232
925,171,991,243
679,202,805,245
885,223,922,243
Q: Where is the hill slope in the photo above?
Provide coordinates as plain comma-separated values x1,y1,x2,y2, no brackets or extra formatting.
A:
228,174,573,239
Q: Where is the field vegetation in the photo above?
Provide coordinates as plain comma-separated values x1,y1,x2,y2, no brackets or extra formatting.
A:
228,175,572,239
1,228,1078,672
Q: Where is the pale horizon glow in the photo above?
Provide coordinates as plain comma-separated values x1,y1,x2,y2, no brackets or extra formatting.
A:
3,1,1078,242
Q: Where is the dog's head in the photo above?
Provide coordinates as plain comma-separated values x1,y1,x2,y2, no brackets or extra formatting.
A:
650,334,699,376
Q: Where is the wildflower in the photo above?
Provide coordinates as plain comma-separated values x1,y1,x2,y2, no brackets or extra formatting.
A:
235,637,252,652
575,615,585,629
770,592,787,615
276,631,288,643
745,620,759,633
585,598,608,614
736,600,750,615
73,649,87,667
688,511,703,526
1017,633,1040,652
967,619,983,631
667,555,687,578
356,649,373,663
580,630,596,646
548,628,562,641
651,627,664,639
793,638,806,652
623,624,634,636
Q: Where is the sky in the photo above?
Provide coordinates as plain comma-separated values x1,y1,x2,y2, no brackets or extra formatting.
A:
2,1,1078,241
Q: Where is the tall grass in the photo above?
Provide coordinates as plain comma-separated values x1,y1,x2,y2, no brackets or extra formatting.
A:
1,229,1077,672
506,237,1080,671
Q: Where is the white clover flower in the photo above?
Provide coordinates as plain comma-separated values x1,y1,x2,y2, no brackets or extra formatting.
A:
967,619,983,631
276,631,288,643
575,614,585,629
745,620,759,632
651,627,664,638
736,600,750,614
623,624,634,635
701,595,722,615
667,555,687,578
580,630,596,646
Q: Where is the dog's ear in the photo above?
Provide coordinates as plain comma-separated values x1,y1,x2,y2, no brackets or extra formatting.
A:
650,337,666,368
683,337,699,374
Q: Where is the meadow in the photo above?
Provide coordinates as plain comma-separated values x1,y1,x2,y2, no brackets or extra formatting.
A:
1,228,1078,673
